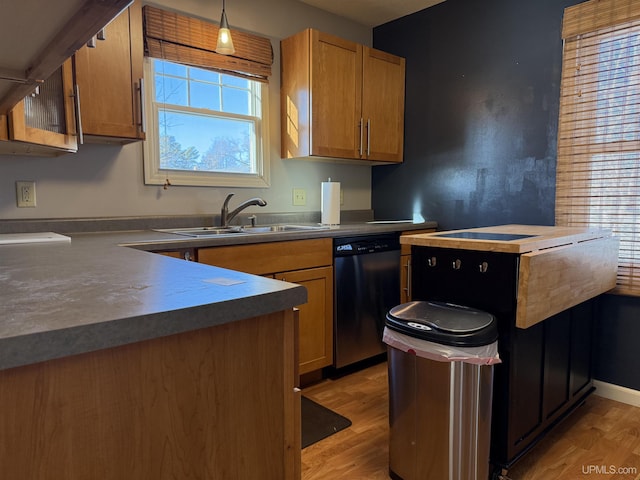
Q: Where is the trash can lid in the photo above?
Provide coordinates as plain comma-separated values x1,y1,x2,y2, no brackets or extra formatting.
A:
386,301,497,347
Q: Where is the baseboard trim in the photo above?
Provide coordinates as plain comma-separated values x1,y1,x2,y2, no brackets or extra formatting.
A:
593,380,640,407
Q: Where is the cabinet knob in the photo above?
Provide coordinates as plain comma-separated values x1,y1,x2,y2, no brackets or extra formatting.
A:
452,259,462,270
479,261,488,273
427,256,437,267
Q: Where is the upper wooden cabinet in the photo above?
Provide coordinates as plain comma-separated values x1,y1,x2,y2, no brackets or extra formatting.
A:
0,0,133,115
281,29,405,164
1,59,78,155
73,1,145,142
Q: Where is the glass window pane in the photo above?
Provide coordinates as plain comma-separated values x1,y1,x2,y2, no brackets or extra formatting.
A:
154,59,187,77
158,110,255,174
222,74,249,88
222,88,251,115
190,67,220,83
190,82,221,110
155,76,188,106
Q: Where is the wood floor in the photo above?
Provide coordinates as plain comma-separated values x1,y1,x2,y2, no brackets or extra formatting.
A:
301,361,640,480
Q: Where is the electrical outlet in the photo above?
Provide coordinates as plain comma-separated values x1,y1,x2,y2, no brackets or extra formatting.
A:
16,181,36,208
292,188,306,206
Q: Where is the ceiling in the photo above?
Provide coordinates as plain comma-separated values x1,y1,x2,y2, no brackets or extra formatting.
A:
298,0,446,27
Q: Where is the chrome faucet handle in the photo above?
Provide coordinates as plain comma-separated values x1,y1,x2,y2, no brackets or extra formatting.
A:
221,193,235,226
222,193,235,209
247,215,257,227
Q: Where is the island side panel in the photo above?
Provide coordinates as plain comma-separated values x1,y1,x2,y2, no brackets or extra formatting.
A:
0,310,299,480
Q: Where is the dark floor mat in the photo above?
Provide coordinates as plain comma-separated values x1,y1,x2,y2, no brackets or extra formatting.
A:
301,396,352,449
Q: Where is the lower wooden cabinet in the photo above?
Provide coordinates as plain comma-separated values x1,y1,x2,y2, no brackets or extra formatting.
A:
196,239,334,375
154,248,195,261
275,266,333,374
400,229,435,303
0,310,300,479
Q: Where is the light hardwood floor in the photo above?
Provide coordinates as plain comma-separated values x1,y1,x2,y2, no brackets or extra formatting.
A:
301,361,640,480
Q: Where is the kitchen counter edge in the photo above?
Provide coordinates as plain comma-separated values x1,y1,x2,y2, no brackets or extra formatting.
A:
0,221,436,372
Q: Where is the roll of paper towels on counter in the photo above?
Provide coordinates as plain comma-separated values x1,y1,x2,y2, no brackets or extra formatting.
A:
321,180,340,225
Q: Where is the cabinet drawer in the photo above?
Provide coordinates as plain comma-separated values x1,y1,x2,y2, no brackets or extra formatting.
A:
197,238,332,275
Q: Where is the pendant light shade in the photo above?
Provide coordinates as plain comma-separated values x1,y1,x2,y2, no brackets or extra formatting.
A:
215,0,235,55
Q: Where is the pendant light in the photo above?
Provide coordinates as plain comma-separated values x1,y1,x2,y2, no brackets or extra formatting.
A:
215,0,235,55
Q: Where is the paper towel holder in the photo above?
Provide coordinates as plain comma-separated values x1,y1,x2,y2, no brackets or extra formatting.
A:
321,178,340,226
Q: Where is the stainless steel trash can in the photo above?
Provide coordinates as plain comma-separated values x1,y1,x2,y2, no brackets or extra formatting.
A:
384,301,499,480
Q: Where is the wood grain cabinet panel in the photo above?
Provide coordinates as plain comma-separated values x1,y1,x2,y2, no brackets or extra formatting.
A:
281,28,405,163
400,229,435,303
0,311,299,479
73,0,144,142
276,266,333,375
6,59,78,153
197,239,334,374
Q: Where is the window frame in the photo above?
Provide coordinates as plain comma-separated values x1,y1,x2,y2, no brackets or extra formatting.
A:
142,57,270,188
555,0,640,296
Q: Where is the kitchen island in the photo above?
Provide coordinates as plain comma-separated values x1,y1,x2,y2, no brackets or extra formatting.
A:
401,224,619,475
0,232,306,479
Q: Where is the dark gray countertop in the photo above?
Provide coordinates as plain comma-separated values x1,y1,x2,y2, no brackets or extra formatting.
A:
0,219,436,371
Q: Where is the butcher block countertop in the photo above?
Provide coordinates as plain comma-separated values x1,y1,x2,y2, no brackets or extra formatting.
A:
400,224,613,253
402,224,620,328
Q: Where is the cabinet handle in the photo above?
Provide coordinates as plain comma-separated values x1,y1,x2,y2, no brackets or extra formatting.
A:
366,118,371,156
404,258,412,300
97,28,106,41
138,78,146,134
359,117,364,157
86,36,97,48
73,84,84,145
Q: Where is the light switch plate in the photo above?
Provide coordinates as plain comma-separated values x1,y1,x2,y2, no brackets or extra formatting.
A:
293,188,306,206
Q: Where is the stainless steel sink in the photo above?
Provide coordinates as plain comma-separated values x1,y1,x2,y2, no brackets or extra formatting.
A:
156,224,331,238
155,226,245,237
241,224,331,233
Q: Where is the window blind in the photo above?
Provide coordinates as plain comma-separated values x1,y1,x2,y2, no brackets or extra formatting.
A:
556,0,640,296
143,5,273,82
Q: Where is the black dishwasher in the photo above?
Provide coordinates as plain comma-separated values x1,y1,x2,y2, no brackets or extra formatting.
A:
411,245,596,476
333,234,400,369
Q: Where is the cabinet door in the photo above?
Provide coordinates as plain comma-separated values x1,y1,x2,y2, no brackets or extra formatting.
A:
310,30,362,159
73,1,144,141
276,266,333,375
362,47,405,162
8,60,77,152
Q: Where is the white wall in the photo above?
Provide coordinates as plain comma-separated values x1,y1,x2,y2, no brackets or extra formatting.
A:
0,0,373,220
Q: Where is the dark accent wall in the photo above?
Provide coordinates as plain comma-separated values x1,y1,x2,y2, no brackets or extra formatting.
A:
372,0,640,391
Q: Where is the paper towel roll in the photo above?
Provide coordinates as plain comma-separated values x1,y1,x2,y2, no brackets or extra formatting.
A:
321,181,340,225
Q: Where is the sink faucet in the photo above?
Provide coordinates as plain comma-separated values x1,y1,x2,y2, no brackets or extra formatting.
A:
220,193,267,227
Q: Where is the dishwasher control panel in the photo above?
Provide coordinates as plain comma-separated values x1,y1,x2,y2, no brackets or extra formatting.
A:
334,234,400,256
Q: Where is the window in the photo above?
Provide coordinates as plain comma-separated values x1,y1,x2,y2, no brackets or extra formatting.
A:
141,5,273,188
143,59,269,187
556,0,640,296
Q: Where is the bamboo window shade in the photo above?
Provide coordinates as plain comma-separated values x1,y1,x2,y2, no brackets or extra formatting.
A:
556,0,640,296
143,5,273,82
